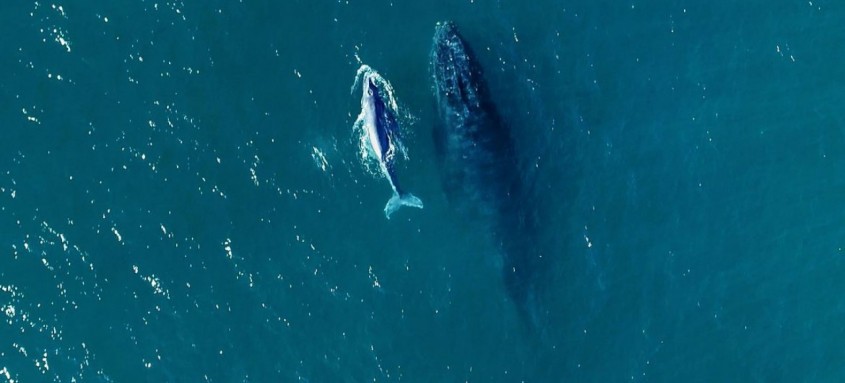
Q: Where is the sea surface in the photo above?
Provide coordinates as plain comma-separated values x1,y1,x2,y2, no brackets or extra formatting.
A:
1,1,844,382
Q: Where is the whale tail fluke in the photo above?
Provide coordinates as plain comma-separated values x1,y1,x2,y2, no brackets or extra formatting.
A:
384,192,423,219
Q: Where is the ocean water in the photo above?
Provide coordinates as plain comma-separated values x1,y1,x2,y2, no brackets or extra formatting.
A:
1,1,844,382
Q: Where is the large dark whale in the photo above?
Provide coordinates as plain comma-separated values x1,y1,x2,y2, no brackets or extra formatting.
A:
430,22,541,324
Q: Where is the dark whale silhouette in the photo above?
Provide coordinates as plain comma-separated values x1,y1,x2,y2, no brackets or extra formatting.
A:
430,21,542,326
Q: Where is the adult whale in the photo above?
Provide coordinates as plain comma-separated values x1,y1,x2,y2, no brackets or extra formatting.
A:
430,22,542,325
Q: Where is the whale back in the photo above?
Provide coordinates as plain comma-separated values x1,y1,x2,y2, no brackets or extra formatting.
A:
430,22,518,221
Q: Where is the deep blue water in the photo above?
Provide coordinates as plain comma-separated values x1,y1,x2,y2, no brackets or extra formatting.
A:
1,1,845,382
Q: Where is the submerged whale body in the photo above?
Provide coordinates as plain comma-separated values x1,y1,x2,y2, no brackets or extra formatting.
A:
430,22,541,324
430,22,517,215
353,66,424,219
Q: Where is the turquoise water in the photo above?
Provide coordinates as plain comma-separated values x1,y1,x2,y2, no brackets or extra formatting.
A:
1,1,844,381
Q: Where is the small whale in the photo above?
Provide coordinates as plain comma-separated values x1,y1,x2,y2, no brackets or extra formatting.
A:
353,66,423,219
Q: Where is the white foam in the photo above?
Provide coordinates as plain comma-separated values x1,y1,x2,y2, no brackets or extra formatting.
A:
111,227,122,243
224,238,233,259
311,147,328,172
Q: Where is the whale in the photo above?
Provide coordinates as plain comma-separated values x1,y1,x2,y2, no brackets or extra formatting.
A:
354,68,423,219
430,22,541,324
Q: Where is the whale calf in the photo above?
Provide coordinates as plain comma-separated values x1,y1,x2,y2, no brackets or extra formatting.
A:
353,66,423,219
430,22,541,324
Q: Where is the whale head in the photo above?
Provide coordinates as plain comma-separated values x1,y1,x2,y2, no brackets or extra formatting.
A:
430,21,487,118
